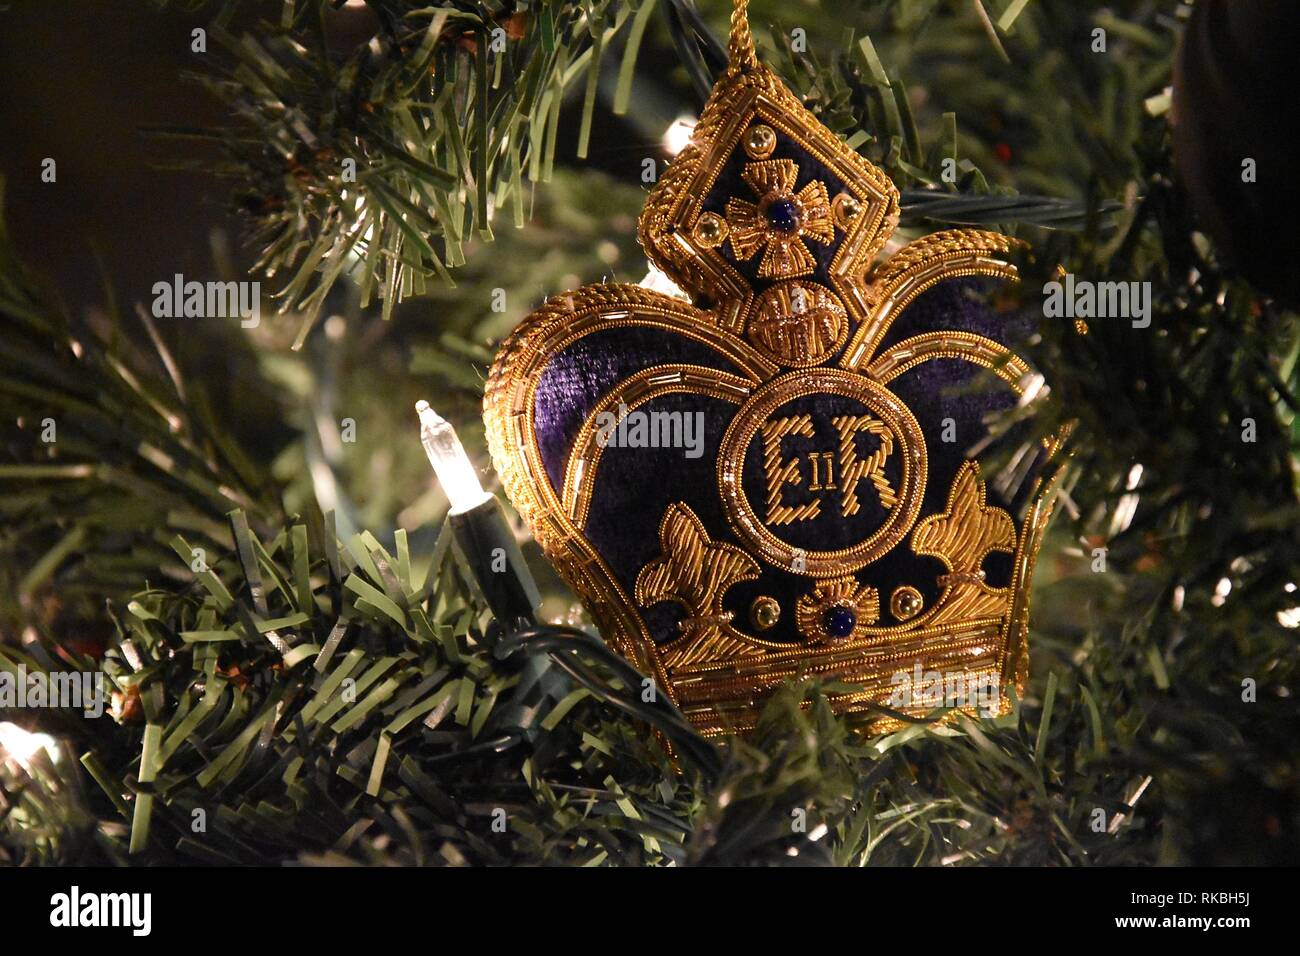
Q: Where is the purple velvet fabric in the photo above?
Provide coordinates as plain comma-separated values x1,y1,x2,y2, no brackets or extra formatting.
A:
533,327,747,493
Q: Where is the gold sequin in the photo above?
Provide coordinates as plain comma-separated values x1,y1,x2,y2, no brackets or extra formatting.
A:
832,191,861,228
693,212,728,248
750,595,781,630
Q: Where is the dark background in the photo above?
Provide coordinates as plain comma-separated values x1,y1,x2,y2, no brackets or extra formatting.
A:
0,0,678,312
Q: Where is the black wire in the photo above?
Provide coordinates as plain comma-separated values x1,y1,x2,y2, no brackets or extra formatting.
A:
500,628,714,745
497,624,723,780
548,650,722,777
424,732,523,764
899,191,1123,229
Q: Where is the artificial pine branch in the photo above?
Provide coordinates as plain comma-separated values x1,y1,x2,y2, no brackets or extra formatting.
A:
158,0,645,348
2,502,1159,866
0,178,285,639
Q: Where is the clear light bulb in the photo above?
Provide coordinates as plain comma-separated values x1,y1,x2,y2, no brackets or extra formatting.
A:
415,400,492,514
0,721,59,768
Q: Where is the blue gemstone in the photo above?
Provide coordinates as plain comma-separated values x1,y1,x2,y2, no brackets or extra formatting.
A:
766,197,801,233
823,605,856,638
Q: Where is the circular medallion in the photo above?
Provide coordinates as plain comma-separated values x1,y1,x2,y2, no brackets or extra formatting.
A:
746,281,848,367
717,369,927,577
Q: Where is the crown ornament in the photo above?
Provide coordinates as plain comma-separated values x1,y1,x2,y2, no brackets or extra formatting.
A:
484,1,1063,736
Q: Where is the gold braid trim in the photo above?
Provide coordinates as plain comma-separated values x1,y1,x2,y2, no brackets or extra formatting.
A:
869,229,1023,288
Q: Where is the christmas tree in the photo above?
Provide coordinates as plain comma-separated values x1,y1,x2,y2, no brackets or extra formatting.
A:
1,0,1297,867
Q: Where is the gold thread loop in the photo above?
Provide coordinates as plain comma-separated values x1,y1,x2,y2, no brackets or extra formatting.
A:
728,0,758,70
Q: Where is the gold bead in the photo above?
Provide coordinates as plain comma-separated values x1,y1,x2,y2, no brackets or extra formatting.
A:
744,124,776,159
750,595,781,631
832,192,862,229
890,585,923,621
693,212,728,248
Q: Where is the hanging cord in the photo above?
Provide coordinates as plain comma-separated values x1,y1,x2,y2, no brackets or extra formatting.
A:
726,0,757,70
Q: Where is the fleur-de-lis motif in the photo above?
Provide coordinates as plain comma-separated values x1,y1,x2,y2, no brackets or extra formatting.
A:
636,502,759,622
912,461,1016,575
635,503,764,669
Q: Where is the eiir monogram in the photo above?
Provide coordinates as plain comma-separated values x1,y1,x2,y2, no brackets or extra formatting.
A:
762,414,897,525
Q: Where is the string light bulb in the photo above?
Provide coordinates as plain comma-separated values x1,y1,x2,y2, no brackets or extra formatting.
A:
415,400,493,514
0,721,59,769
413,401,540,629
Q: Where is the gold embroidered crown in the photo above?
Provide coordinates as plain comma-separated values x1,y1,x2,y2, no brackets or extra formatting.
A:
484,0,1062,736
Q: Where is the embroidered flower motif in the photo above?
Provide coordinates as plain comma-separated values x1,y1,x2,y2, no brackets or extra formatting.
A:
725,159,835,278
795,576,879,643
